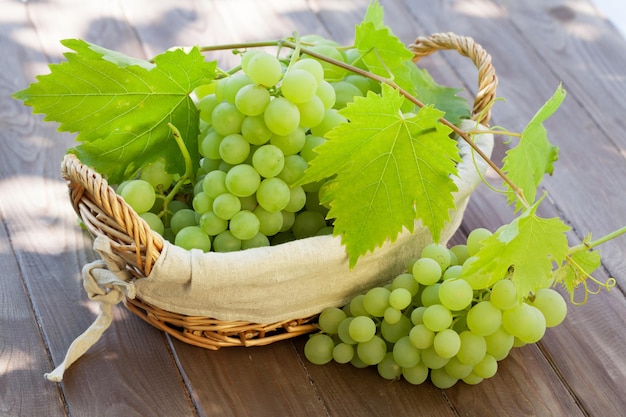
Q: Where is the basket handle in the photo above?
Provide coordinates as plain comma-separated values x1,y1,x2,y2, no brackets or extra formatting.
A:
408,32,498,126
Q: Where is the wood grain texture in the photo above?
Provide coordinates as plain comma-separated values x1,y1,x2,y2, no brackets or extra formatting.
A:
170,339,329,417
0,216,67,417
3,1,196,416
2,0,626,416
396,2,626,414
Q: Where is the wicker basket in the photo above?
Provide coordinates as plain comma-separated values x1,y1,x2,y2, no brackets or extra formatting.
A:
60,32,497,350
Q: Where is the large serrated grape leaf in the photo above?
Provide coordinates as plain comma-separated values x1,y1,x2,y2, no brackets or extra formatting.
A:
502,85,565,211
354,2,470,120
13,39,216,183
299,84,460,267
461,200,570,298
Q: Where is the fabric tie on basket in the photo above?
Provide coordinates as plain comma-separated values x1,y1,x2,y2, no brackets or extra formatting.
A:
45,236,136,382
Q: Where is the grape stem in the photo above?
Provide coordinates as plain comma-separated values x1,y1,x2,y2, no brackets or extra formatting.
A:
158,123,194,217
568,225,626,254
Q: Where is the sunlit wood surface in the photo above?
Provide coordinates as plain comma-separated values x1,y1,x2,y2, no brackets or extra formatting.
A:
2,0,626,416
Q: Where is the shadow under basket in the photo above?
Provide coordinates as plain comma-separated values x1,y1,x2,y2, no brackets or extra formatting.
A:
60,32,498,352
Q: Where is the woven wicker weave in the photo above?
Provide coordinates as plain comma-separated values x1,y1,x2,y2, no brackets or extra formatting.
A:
60,32,497,350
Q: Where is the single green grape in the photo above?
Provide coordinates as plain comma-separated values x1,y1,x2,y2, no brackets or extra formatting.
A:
348,316,377,343
140,159,173,190
489,279,518,310
473,354,498,379
363,287,391,317
444,356,474,379
252,144,285,178
264,97,300,136
219,133,250,165
202,170,228,198
256,177,290,212
281,69,318,103
212,193,241,220
174,226,211,252
332,342,355,364
528,288,568,327
456,331,487,366
392,336,421,368
120,179,156,214
296,95,325,128
433,328,461,358
422,304,453,332
199,211,228,236
245,52,282,87
235,84,270,116
484,326,515,361
315,80,336,109
356,335,386,365
211,101,245,136
412,257,442,286
438,278,473,311
466,301,502,336
502,302,546,343
225,164,261,197
270,127,306,155
170,208,197,235
241,115,273,145
304,334,335,365
229,209,260,240
402,362,429,385
379,315,411,344
318,307,347,334
421,243,452,271
377,352,403,380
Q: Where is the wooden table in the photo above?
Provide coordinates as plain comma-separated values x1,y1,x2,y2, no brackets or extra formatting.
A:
3,0,626,416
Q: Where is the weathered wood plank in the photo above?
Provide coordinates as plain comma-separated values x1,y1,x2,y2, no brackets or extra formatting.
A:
2,1,198,416
394,2,626,415
169,339,330,417
0,219,66,417
118,0,331,68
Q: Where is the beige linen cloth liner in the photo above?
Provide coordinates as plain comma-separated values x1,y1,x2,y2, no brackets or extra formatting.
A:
45,121,493,382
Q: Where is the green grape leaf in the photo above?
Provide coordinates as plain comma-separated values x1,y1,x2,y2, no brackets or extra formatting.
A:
502,85,565,211
461,199,570,298
363,0,385,27
354,21,414,80
408,63,470,125
13,39,216,183
298,84,460,267
354,2,470,119
553,247,602,295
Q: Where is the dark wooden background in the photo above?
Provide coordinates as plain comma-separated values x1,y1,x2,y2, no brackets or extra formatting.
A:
2,0,626,416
